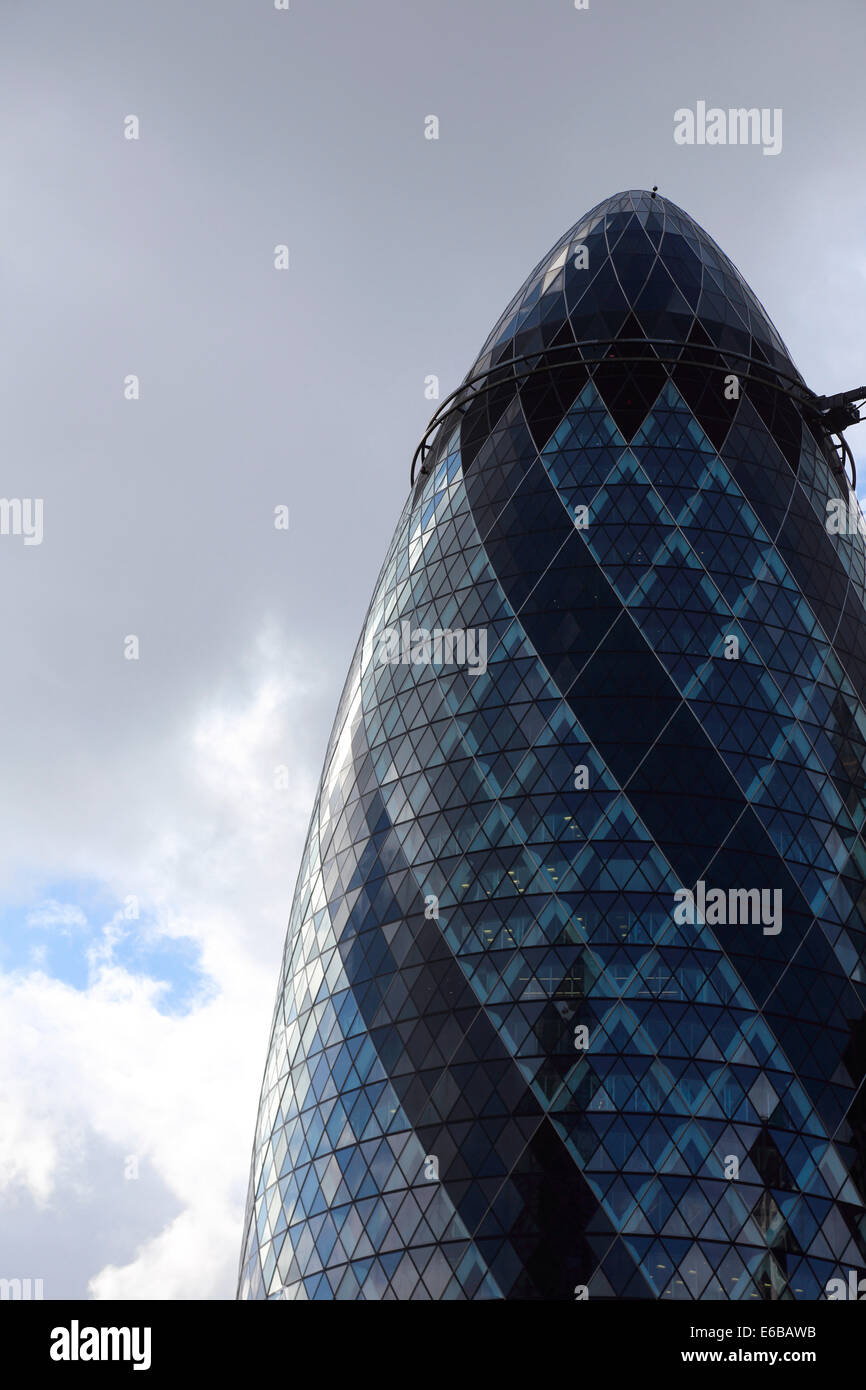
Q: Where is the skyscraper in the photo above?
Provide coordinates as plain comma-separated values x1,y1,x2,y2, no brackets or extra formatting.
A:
239,190,866,1301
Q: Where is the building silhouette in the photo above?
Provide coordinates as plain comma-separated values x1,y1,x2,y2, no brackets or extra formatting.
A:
239,191,866,1300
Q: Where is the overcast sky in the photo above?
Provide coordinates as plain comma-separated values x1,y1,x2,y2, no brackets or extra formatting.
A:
1,0,865,1300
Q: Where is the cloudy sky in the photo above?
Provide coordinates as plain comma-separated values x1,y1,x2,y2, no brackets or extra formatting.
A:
2,0,865,1300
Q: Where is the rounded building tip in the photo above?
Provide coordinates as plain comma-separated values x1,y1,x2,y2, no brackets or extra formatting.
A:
470,186,801,392
412,189,824,488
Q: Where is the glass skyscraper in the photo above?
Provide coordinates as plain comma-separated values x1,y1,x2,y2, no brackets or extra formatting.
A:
239,190,866,1301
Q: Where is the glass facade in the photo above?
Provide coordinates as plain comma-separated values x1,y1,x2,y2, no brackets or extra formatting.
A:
239,190,866,1300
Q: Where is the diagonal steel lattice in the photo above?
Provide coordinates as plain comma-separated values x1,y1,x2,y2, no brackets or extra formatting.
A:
239,190,866,1302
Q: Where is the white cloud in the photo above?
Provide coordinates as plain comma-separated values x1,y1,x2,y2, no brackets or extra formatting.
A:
26,901,88,931
0,626,325,1298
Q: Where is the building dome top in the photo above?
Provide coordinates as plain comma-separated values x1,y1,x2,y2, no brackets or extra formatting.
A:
472,188,800,386
412,190,821,486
